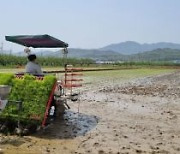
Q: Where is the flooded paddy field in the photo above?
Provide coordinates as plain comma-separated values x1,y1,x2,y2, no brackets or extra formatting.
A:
0,68,180,154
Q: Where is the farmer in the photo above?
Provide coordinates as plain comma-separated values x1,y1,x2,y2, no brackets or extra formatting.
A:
25,54,43,75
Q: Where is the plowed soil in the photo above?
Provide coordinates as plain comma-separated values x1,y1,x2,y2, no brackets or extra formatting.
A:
0,70,180,154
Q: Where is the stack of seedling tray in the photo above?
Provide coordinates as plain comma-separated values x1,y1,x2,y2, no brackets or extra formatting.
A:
0,73,56,134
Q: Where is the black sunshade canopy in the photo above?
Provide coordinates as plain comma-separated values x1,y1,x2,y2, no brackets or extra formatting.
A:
5,34,68,48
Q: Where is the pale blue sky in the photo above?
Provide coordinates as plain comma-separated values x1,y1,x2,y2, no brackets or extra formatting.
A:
0,0,180,51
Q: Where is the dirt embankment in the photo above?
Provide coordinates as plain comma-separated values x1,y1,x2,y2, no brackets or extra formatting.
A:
0,71,180,154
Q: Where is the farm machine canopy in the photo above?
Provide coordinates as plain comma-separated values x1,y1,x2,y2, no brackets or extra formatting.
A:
5,34,68,48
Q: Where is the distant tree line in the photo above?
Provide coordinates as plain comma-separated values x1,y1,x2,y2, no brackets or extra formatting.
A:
115,61,180,66
0,54,95,67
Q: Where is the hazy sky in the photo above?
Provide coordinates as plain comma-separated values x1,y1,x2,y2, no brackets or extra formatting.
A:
0,0,180,51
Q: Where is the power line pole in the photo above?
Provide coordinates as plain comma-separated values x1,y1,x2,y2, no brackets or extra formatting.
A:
9,48,12,55
0,42,3,53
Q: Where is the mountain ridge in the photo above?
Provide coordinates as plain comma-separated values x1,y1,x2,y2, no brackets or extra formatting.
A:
11,41,180,61
100,41,180,55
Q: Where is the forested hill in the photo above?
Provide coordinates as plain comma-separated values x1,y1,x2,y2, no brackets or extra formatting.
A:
100,41,180,55
0,48,180,67
13,48,180,62
14,48,124,61
10,40,180,61
128,48,180,61
66,48,180,61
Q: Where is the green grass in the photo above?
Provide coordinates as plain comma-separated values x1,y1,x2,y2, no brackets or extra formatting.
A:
83,68,176,84
0,67,176,83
